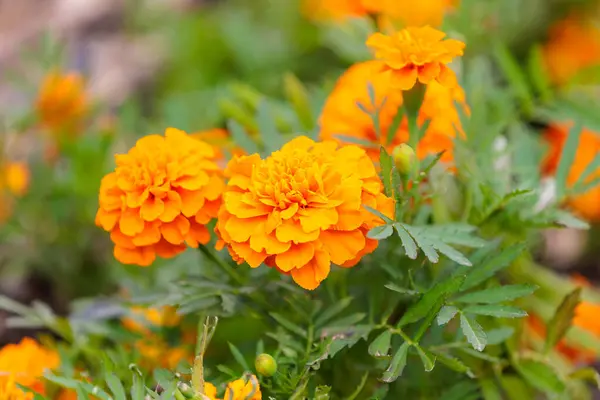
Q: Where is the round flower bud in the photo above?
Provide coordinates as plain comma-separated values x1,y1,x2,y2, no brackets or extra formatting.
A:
255,353,277,377
392,144,417,174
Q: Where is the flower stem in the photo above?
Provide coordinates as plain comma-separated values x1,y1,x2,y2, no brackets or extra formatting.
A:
198,245,244,285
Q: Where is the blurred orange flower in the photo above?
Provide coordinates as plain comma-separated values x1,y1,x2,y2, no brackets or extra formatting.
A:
0,338,59,400
543,15,600,86
95,127,224,266
365,0,457,28
302,0,369,21
204,375,262,400
216,136,394,290
134,336,192,370
191,128,246,167
542,124,600,221
366,26,465,90
319,61,468,163
36,71,87,135
122,305,181,333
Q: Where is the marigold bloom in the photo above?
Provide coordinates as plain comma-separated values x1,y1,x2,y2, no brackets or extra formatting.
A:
543,15,600,86
366,26,465,90
122,305,181,333
204,375,262,400
134,336,191,370
0,338,60,400
216,136,394,290
319,61,468,164
542,124,600,221
95,128,224,266
36,71,87,134
302,0,369,21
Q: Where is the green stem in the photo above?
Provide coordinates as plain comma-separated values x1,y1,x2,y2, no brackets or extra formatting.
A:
198,245,244,285
174,390,187,400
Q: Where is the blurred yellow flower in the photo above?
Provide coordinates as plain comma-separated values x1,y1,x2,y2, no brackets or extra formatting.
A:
36,71,87,135
0,338,59,400
543,14,600,86
364,0,457,28
122,305,182,333
3,162,29,197
366,26,465,90
204,375,262,400
95,128,224,266
302,0,370,21
319,61,468,164
216,136,394,290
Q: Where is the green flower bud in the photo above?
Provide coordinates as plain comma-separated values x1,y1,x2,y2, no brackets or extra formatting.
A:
255,353,277,377
392,144,417,175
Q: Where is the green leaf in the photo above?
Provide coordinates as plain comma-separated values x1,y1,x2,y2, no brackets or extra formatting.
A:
384,283,420,296
256,100,283,152
398,274,465,326
227,119,259,154
130,367,145,400
437,306,459,325
400,224,439,263
440,381,480,400
394,224,418,259
367,224,394,240
381,342,410,383
368,330,392,358
415,345,436,372
461,244,525,290
527,45,552,101
463,305,527,318
431,351,473,377
573,153,600,192
269,312,307,338
106,373,127,400
556,123,582,199
544,288,582,353
228,342,250,371
553,210,590,230
454,284,537,304
433,241,472,267
485,327,515,345
493,43,533,114
363,205,394,224
480,379,503,400
425,224,487,248
380,146,394,198
515,359,566,395
569,368,600,389
315,297,353,327
460,314,487,351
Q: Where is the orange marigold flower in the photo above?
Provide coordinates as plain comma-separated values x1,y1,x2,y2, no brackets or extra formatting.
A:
204,375,261,400
542,123,600,221
302,0,370,21
122,305,181,333
319,61,468,164
134,336,192,370
364,0,457,28
216,136,394,290
366,26,465,90
0,338,60,400
543,14,600,86
95,127,224,266
36,71,87,134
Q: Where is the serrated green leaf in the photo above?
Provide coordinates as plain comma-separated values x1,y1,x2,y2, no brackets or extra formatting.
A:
380,146,394,197
545,288,581,353
431,351,473,377
315,297,353,327
228,342,250,371
381,342,410,383
425,224,487,248
463,305,527,318
455,284,537,304
384,283,420,296
368,330,392,358
269,312,307,338
227,119,259,154
400,224,439,263
461,244,525,290
432,241,472,266
556,123,582,199
398,274,465,326
515,359,566,395
460,314,487,351
415,346,436,372
437,306,459,325
485,327,515,345
367,224,394,240
394,224,418,259
106,373,127,400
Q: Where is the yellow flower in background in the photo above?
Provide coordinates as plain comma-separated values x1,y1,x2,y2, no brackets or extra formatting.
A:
319,61,468,164
542,124,600,221
122,305,182,333
216,136,394,290
204,375,262,400
134,336,192,370
36,71,87,135
3,162,29,197
543,14,600,86
95,128,224,266
0,338,60,400
366,26,465,90
302,0,370,21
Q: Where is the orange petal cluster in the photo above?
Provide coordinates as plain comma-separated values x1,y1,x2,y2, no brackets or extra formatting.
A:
319,60,468,164
0,338,60,400
36,71,87,135
302,0,370,21
542,123,600,221
366,26,465,90
216,136,394,290
95,128,224,266
542,14,600,86
122,305,182,333
204,375,262,400
0,162,29,223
